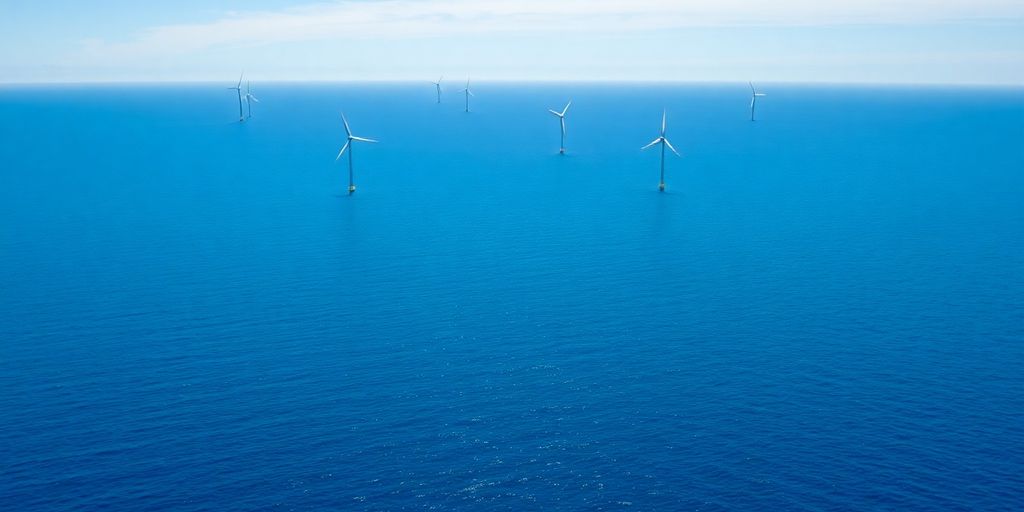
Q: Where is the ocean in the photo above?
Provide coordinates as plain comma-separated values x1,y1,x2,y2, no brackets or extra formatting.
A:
1,83,1022,510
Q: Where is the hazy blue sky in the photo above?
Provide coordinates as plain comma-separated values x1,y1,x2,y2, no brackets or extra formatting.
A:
2,0,1023,84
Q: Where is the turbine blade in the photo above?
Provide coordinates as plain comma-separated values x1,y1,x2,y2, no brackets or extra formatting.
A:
641,137,662,150
749,81,755,93
352,136,377,143
548,109,561,116
664,138,681,157
341,113,352,137
335,141,350,161
561,100,572,116
661,110,667,136
756,93,767,97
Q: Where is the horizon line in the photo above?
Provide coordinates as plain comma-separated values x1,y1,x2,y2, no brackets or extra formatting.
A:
1,78,1022,88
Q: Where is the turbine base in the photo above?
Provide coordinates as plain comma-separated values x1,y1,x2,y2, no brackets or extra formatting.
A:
348,185,356,194
658,183,666,192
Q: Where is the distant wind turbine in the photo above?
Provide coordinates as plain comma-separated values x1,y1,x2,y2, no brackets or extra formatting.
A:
641,110,681,192
336,113,378,195
462,78,474,113
432,76,443,104
749,81,767,121
547,100,572,154
244,81,259,119
227,72,245,122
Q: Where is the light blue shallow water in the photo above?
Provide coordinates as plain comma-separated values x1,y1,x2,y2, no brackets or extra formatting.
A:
1,83,1022,511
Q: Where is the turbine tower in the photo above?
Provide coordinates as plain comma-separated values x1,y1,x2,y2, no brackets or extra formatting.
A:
462,78,474,113
548,100,572,154
243,81,259,119
749,81,767,121
641,110,681,192
227,72,244,122
432,76,443,104
335,113,378,195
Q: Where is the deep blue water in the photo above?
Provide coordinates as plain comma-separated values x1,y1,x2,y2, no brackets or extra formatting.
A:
1,83,1022,511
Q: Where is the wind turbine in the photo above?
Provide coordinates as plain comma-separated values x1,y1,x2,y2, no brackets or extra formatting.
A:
335,113,378,195
243,81,259,119
547,100,572,154
432,76,443,104
749,81,767,121
462,78,474,113
227,72,244,122
641,110,681,192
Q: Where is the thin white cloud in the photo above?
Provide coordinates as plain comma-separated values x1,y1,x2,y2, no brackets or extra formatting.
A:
78,0,1024,61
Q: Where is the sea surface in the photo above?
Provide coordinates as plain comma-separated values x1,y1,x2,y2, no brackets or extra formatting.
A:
1,83,1022,511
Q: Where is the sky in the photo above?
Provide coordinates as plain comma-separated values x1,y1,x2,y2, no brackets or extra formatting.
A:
1,0,1023,84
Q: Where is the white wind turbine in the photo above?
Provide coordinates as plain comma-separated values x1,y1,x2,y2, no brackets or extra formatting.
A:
335,113,378,195
641,110,681,192
432,76,443,104
462,78,474,113
749,81,767,121
548,100,572,154
227,72,244,122
244,81,259,119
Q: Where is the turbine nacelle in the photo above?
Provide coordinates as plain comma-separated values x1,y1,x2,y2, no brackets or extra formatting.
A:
641,136,681,156
336,113,378,161
227,73,243,91
641,111,680,154
548,100,571,118
244,81,259,100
